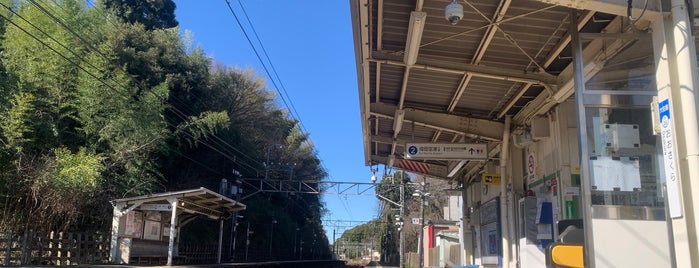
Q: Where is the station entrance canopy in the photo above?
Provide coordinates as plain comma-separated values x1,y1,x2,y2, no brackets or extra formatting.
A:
109,187,246,265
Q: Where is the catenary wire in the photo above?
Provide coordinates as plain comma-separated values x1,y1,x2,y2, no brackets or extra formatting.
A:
17,1,267,174
0,6,262,175
225,0,327,173
31,0,267,173
234,0,304,134
32,0,266,172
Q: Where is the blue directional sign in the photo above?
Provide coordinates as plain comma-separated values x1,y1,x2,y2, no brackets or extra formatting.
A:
405,143,488,160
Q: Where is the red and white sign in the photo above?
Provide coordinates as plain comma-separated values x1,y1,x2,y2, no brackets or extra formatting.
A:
399,159,431,174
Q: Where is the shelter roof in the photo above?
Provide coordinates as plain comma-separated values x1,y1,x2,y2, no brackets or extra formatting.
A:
112,187,245,219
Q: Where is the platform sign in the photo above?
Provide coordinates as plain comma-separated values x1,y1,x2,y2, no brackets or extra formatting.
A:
405,143,487,160
140,204,173,211
659,99,682,218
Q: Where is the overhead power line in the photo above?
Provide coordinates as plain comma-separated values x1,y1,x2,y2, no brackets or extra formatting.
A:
223,0,329,174
0,2,264,175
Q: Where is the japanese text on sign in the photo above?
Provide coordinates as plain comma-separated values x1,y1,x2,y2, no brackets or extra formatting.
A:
405,143,488,160
659,99,682,218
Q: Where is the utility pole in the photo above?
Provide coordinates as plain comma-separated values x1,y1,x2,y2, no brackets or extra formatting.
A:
419,185,425,268
413,176,429,268
230,215,242,261
245,222,252,261
399,180,405,268
299,239,303,259
228,176,242,262
294,228,299,258
269,219,277,258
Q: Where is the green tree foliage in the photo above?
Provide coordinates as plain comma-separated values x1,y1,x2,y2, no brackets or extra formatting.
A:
1,0,90,152
0,1,330,254
102,0,177,30
337,220,386,260
372,171,412,263
369,171,452,263
0,0,99,230
0,92,34,152
171,65,330,259
31,147,104,230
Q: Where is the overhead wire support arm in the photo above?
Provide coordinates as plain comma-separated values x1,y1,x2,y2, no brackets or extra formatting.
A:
237,178,404,199
376,194,402,208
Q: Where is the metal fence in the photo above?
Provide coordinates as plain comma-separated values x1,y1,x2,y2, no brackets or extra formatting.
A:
0,230,110,266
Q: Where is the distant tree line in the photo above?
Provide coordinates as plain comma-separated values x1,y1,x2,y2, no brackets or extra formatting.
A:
337,171,450,264
0,0,329,256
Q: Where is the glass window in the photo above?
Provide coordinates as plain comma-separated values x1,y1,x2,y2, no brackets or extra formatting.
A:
584,106,664,209
584,33,656,93
580,29,666,220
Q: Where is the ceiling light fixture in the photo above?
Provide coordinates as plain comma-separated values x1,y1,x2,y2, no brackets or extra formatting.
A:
393,109,405,134
403,11,427,65
445,0,464,25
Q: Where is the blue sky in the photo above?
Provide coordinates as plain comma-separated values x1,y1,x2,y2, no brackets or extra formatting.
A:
173,1,377,240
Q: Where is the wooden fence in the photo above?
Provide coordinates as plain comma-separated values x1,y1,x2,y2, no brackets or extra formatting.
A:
0,230,110,266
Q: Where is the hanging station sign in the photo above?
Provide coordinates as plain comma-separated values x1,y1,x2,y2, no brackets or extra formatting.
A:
405,143,488,160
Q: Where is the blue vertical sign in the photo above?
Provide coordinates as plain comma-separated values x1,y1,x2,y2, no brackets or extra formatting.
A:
659,99,682,218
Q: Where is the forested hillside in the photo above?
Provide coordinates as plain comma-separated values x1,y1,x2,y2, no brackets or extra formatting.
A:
0,0,329,255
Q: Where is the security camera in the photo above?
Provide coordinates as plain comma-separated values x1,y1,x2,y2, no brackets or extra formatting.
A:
371,175,377,183
445,0,464,25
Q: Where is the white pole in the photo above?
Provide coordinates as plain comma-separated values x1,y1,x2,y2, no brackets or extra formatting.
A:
459,190,466,265
109,204,123,264
167,198,178,266
500,115,511,267
666,0,699,266
399,181,405,268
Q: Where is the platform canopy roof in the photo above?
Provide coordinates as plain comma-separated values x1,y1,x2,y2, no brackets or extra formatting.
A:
112,187,245,220
350,0,665,182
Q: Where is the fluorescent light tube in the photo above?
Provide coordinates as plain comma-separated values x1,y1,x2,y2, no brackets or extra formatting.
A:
404,11,427,65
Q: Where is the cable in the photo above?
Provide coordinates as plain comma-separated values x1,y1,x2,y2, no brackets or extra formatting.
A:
60,0,259,172
0,7,126,98
31,0,109,60
226,0,327,174
0,5,262,175
83,0,120,28
235,0,303,132
339,195,355,219
223,1,292,120
6,1,330,184
25,0,266,174
0,11,253,181
627,0,648,24
170,149,227,177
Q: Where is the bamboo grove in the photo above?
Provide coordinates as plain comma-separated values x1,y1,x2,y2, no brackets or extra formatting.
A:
0,0,329,255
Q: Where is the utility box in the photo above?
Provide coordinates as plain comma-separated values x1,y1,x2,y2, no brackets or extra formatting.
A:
531,116,550,140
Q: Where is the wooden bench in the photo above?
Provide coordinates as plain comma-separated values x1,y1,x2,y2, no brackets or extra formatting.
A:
128,239,186,265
